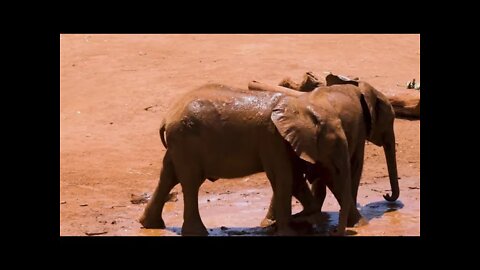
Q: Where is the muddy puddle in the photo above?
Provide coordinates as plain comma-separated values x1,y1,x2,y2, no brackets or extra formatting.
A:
132,177,420,237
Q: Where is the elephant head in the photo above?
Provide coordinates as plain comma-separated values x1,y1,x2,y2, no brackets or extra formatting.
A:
326,74,399,202
270,96,343,165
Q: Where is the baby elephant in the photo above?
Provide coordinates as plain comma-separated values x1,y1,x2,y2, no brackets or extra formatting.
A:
140,83,354,236
252,74,399,229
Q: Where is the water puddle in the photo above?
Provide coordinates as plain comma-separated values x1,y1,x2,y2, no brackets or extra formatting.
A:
135,178,419,236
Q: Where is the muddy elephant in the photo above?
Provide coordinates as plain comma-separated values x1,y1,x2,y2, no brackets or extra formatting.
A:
253,74,399,227
140,83,354,236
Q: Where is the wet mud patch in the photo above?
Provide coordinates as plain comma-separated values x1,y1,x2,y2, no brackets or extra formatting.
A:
135,176,419,236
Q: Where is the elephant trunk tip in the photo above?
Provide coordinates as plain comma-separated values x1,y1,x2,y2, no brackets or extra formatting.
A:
383,191,399,202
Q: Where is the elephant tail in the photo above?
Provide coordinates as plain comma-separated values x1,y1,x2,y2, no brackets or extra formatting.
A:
159,119,168,149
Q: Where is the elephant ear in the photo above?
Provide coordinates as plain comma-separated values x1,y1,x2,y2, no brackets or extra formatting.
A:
325,73,359,87
271,97,321,164
358,81,395,145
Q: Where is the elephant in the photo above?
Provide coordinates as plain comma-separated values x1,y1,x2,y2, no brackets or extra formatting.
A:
251,74,399,227
139,83,354,236
278,71,323,92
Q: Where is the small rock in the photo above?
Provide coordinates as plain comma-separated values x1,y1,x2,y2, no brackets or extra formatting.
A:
60,201,66,204
111,221,117,225
85,231,108,236
109,122,114,125
72,64,76,67
80,203,88,207
144,105,155,111
207,199,210,202
220,226,228,231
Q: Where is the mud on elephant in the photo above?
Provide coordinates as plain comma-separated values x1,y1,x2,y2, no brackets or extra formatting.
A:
140,83,355,236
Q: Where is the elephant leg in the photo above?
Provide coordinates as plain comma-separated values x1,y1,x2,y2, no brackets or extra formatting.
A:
292,179,321,217
311,180,327,211
140,152,178,229
310,163,332,211
260,196,276,227
325,180,361,227
351,145,365,206
327,142,353,236
271,173,296,236
261,170,319,227
180,175,207,236
346,146,366,227
261,157,296,235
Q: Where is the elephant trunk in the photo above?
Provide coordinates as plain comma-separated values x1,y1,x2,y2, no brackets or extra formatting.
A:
382,129,399,201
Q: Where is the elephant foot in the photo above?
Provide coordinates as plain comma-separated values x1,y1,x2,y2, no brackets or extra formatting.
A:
260,218,276,228
139,214,166,229
181,222,208,236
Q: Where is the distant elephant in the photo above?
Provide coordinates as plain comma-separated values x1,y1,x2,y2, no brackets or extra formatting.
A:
278,71,323,92
250,74,399,227
140,83,354,236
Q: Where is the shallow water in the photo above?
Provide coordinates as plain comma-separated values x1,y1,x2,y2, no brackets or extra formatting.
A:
135,177,420,237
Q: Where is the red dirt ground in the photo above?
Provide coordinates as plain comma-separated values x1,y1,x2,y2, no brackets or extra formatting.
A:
60,34,420,236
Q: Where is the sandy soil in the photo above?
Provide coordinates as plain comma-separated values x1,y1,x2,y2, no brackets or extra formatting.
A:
60,34,420,236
